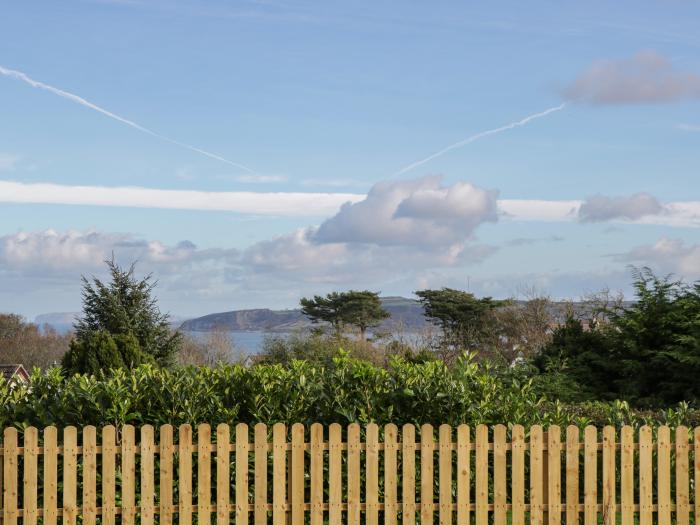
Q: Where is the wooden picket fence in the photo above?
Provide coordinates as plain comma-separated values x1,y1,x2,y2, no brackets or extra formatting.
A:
1,423,698,524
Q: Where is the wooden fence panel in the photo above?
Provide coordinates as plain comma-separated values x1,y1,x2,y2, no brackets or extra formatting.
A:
1,422,700,525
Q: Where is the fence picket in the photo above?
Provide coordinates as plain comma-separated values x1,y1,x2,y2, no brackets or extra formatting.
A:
101,426,116,525
236,423,250,525
438,424,452,525
140,425,155,525
254,424,267,525
456,425,470,525
366,423,379,525
676,426,690,525
198,424,212,525
511,425,525,525
420,424,435,525
310,423,324,525
3,428,18,525
272,423,287,525
602,426,615,525
328,424,342,525
121,425,136,525
547,426,562,525
530,425,544,525
347,423,361,525
179,425,193,525
620,426,634,525
23,427,39,525
695,428,700,523
384,424,398,525
44,427,59,525
657,426,671,525
217,424,231,525
63,426,78,525
493,424,506,525
82,426,97,525
475,424,488,525
584,426,597,525
639,426,652,525
160,425,174,525
402,424,416,525
290,423,304,525
565,426,579,525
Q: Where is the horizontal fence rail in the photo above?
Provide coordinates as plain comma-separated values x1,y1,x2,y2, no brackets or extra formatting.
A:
0,423,697,524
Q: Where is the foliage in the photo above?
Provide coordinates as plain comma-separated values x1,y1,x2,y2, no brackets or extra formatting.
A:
300,290,389,339
61,331,154,376
0,313,71,369
72,259,181,371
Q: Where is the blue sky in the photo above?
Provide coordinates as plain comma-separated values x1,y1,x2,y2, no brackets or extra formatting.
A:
1,0,699,318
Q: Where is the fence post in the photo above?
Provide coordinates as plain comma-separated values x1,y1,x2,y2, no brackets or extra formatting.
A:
236,423,250,525
456,425,470,525
602,426,616,525
2,428,18,525
159,425,174,525
547,426,562,525
272,423,287,525
254,424,267,525
64,426,78,525
620,426,634,525
198,424,212,525
384,424,398,525
23,427,39,525
420,424,434,525
676,426,690,525
493,425,506,525
365,423,379,525
290,424,304,525
639,426,652,525
475,425,488,525
309,424,324,525
179,425,193,525
82,426,97,525
438,424,452,525
511,425,525,525
402,424,416,525
347,423,361,525
657,426,671,525
101,426,116,525
216,424,231,525
583,426,597,525
141,425,155,525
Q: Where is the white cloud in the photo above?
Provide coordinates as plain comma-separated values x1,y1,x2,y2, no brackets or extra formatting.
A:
616,237,700,277
314,176,499,247
233,174,288,184
566,50,700,104
578,193,663,223
0,180,363,217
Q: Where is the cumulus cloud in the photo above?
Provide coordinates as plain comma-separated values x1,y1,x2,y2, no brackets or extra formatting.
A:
578,193,663,223
566,50,700,104
616,237,700,277
314,176,499,247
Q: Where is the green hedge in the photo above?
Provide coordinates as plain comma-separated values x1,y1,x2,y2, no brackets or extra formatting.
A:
1,355,696,430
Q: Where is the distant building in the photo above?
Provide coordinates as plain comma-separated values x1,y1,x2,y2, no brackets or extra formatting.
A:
0,364,30,384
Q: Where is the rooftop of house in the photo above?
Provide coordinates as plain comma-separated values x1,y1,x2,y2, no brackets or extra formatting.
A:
0,364,30,382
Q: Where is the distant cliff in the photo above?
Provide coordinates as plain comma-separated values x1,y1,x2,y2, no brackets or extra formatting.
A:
179,296,428,332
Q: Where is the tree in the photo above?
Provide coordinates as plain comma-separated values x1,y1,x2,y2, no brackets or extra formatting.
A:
415,288,505,353
62,331,153,376
300,290,390,340
66,259,181,374
0,313,71,370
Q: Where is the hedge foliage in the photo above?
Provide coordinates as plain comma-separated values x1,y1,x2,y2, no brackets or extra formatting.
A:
1,355,697,431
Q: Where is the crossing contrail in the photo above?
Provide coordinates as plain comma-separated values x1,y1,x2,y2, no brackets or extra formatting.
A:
393,103,567,176
0,65,255,173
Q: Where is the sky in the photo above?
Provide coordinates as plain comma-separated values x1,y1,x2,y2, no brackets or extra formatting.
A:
1,0,700,319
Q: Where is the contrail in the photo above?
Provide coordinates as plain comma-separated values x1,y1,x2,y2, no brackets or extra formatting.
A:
0,65,255,173
393,103,567,176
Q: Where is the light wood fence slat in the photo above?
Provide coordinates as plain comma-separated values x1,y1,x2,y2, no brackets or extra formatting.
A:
140,425,155,525
475,424,488,525
254,423,267,525
328,423,342,525
493,424,506,525
101,426,116,525
197,424,212,525
44,426,59,525
676,426,690,525
121,425,136,525
547,425,562,525
217,424,231,525
638,425,653,525
620,426,634,525
383,424,398,525
347,423,361,525
438,424,452,525
511,425,525,525
290,423,304,525
602,426,615,525
63,426,78,525
179,424,193,525
23,426,38,525
456,425,470,525
402,424,416,525
530,425,544,525
657,426,671,525
159,425,174,525
565,426,579,525
365,423,379,525
420,424,434,525
82,426,97,525
3,428,18,525
236,423,250,525
583,426,597,525
272,423,287,525
309,423,324,525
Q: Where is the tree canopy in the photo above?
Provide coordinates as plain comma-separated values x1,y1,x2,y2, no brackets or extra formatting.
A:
300,290,389,339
